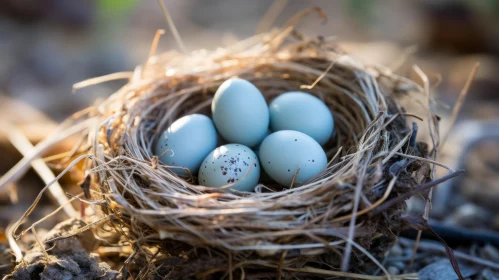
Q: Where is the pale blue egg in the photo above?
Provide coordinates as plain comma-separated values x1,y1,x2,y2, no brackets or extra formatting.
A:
269,91,334,145
154,114,217,176
259,130,327,186
199,144,260,192
212,78,269,147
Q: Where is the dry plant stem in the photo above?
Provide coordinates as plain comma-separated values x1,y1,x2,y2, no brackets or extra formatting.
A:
440,63,480,150
0,119,94,191
372,170,464,214
411,65,439,270
6,223,22,263
393,152,454,172
4,124,77,218
144,29,166,76
301,59,338,90
19,194,83,237
332,175,397,223
12,154,93,239
341,143,373,271
147,29,166,60
255,0,289,34
157,0,188,54
72,72,133,92
32,227,49,262
399,237,499,271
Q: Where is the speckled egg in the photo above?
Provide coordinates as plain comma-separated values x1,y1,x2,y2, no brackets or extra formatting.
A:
212,78,269,147
154,114,217,175
198,144,260,192
269,91,334,145
259,130,327,186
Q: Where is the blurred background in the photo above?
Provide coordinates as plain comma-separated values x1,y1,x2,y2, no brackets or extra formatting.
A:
1,0,499,277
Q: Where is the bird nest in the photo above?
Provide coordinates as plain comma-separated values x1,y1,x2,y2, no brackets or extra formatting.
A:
11,10,439,280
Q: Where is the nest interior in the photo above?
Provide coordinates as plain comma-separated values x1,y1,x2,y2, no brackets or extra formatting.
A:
82,25,432,278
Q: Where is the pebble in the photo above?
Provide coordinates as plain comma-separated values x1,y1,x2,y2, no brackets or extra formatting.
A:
391,261,406,270
389,243,403,256
387,266,400,275
419,259,477,280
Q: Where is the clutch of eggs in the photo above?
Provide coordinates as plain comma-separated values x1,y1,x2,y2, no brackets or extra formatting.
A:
154,78,334,191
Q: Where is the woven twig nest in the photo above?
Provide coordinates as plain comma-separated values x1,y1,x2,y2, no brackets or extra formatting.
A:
76,16,432,279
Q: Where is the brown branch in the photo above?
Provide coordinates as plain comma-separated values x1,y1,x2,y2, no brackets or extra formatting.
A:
372,169,465,214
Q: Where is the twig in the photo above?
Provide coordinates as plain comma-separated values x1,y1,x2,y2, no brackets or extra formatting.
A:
440,63,480,150
72,72,133,92
144,29,166,75
341,151,372,272
32,227,49,262
372,170,464,214
301,59,338,90
12,154,93,239
332,175,397,223
147,29,166,60
412,65,439,269
255,0,289,34
0,119,93,191
402,215,464,280
6,223,22,263
4,124,77,218
399,237,499,271
18,194,83,238
157,0,188,54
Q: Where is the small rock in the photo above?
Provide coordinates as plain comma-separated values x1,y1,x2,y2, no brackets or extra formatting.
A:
389,243,403,256
388,266,400,275
419,259,478,280
391,261,406,270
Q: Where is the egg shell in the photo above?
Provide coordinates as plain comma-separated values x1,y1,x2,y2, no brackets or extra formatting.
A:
259,130,327,186
154,114,217,175
199,144,260,192
212,78,269,147
269,91,334,145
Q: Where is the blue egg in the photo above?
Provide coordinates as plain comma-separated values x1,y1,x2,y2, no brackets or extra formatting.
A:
199,144,260,192
269,91,334,145
212,78,269,147
154,114,217,175
259,130,327,186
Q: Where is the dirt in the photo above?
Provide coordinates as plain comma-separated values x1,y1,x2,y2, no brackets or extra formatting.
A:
10,219,118,280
